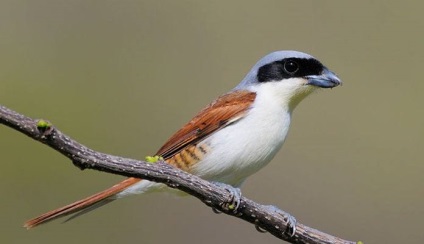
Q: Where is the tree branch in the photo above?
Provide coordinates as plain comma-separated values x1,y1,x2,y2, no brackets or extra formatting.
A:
0,105,356,244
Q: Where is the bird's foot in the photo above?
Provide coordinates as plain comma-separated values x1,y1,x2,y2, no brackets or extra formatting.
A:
211,182,242,213
264,205,297,237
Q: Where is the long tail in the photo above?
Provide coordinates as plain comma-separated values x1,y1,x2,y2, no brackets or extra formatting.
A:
24,177,141,229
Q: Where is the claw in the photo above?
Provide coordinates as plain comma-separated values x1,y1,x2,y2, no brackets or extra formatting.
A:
211,182,242,212
265,205,297,237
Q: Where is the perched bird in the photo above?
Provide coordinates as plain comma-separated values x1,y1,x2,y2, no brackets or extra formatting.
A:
24,50,341,230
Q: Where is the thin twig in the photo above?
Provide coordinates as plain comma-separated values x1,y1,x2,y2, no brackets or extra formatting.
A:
0,105,356,244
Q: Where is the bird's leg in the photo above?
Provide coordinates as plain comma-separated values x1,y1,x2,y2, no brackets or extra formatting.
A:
263,205,297,237
210,182,242,213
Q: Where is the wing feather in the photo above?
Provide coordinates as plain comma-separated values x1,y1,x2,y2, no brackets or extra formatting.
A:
156,90,256,159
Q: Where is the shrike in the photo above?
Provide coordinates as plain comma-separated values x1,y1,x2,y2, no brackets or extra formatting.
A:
25,50,341,230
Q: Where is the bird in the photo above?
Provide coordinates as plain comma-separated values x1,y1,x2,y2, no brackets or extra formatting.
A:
24,50,341,230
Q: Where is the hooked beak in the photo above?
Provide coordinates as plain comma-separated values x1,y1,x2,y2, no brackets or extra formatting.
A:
306,69,342,88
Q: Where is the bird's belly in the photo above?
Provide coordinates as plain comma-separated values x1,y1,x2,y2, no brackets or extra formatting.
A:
191,110,291,186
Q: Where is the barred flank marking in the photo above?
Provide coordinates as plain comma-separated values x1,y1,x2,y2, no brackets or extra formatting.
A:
179,150,191,168
187,146,200,161
198,145,207,154
166,157,177,167
173,155,183,170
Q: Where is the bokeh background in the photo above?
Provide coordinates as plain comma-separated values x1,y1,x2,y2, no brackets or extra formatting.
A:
1,1,423,243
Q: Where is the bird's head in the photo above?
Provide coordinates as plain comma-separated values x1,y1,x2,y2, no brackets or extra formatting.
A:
235,50,341,111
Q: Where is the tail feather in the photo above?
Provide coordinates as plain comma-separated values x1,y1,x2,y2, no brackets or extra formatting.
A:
63,197,116,223
24,177,141,229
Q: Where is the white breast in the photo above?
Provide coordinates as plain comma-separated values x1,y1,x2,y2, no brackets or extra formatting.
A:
191,82,294,186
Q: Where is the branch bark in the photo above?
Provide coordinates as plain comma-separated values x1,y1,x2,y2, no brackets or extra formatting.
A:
0,105,356,244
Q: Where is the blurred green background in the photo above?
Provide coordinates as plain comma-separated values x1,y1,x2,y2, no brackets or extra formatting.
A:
1,1,423,243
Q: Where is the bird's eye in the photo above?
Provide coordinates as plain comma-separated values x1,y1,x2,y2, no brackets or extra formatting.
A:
283,60,299,75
